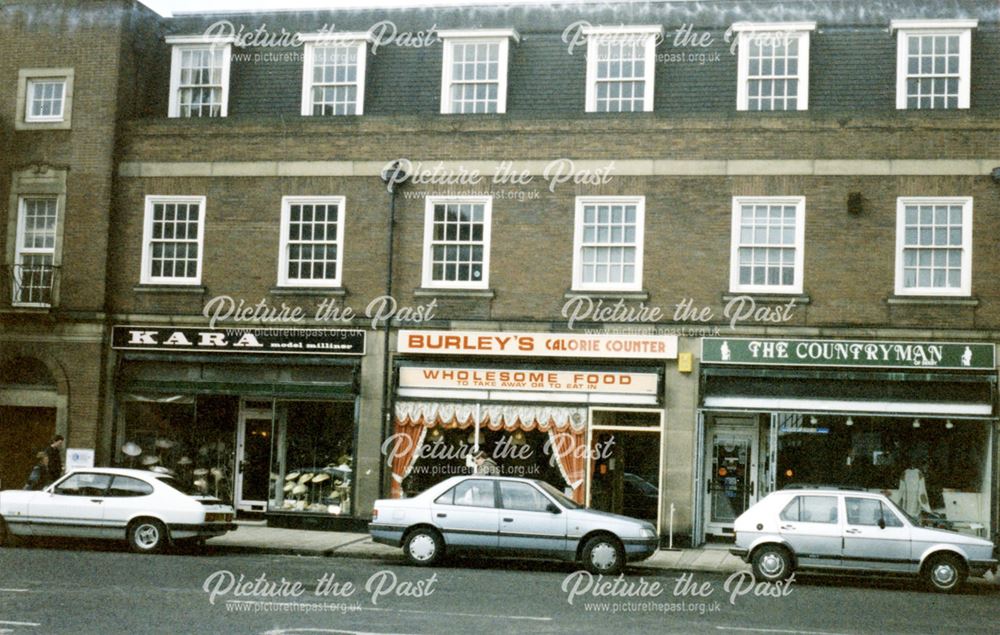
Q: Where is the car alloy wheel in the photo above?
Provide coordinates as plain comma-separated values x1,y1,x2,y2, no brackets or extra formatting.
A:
924,554,966,593
404,528,442,566
752,545,791,582
129,519,167,553
582,535,624,575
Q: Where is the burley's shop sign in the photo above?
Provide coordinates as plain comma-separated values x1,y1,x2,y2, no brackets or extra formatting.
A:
702,337,995,370
398,330,677,359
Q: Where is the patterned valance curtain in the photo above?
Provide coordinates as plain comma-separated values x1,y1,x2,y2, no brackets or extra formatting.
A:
392,401,588,502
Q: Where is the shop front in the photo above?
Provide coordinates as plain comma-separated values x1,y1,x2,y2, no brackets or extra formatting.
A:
111,326,366,530
389,330,676,533
695,337,997,544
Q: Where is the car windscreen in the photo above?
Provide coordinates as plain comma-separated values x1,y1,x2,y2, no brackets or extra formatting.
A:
535,480,580,509
882,495,919,526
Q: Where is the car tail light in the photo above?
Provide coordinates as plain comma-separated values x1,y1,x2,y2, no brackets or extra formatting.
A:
205,512,233,523
372,508,378,520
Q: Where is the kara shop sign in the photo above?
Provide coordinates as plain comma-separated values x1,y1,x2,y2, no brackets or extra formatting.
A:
702,337,995,370
112,326,366,355
398,330,678,360
399,367,659,394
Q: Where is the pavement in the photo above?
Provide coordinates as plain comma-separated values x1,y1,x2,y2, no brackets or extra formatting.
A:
205,521,1000,585
205,521,752,574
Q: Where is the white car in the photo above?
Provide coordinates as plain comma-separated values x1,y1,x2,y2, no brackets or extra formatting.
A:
0,468,236,553
370,475,658,575
732,487,997,593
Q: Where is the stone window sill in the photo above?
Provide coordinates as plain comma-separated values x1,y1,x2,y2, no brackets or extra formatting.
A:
564,290,650,301
133,285,206,294
413,287,495,299
270,286,346,296
886,295,979,307
722,293,810,305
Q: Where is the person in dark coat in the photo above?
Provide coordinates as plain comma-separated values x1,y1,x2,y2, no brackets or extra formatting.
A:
45,435,64,483
24,451,50,490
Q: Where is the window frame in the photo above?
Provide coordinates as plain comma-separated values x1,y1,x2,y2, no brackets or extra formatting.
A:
140,195,207,286
894,196,973,297
729,195,806,295
421,195,493,290
299,34,369,116
572,195,646,292
583,25,662,113
13,195,60,307
891,19,977,110
15,68,74,130
167,36,233,118
25,78,68,122
438,29,518,115
733,22,815,111
277,195,347,288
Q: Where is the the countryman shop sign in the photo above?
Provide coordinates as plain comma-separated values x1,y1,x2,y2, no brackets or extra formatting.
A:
112,326,366,355
702,338,995,370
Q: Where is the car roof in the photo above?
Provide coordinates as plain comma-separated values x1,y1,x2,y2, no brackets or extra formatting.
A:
66,467,164,479
774,486,883,497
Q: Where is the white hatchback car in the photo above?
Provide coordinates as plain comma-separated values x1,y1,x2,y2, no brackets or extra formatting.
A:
0,468,236,553
732,487,997,593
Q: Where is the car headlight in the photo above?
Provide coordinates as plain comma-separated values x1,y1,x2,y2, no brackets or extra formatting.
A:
640,527,656,539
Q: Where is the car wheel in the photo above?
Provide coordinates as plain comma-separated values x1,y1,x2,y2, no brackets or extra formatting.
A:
752,545,792,582
0,517,9,547
404,528,443,566
923,553,966,593
128,519,168,554
582,535,625,576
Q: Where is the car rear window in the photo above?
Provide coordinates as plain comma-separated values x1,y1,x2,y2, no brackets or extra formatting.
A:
780,495,838,524
107,476,153,497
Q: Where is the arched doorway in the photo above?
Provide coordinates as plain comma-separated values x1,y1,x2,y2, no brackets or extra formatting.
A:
0,356,58,489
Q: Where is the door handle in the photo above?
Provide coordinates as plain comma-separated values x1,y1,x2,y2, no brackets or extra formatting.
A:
845,528,861,534
436,513,447,518
749,481,755,496
90,499,104,503
503,517,514,523
779,524,795,530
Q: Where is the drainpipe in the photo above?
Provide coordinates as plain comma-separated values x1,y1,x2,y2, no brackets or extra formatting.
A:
378,161,407,499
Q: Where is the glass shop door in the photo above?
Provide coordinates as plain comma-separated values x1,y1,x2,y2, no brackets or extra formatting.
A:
235,400,273,512
704,420,759,537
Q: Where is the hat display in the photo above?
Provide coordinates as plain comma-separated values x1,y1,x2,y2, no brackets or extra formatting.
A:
311,473,331,483
285,472,300,481
193,478,208,490
178,456,193,466
292,483,307,495
283,482,295,493
140,455,159,466
297,473,313,484
193,468,209,476
122,442,142,457
154,438,175,449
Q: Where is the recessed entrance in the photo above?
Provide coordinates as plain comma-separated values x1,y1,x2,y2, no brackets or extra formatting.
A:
586,408,664,532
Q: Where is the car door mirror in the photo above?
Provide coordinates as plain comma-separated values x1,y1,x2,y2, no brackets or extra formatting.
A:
877,517,886,530
546,503,561,514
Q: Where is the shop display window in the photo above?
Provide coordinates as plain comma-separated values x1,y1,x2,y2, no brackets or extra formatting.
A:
117,395,236,501
268,401,355,516
776,414,991,534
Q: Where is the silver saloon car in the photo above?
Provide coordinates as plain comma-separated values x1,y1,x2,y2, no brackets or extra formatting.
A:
0,468,236,553
731,487,998,592
370,476,658,575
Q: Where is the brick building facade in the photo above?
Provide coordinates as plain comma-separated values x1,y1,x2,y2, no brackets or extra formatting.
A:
3,0,999,544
